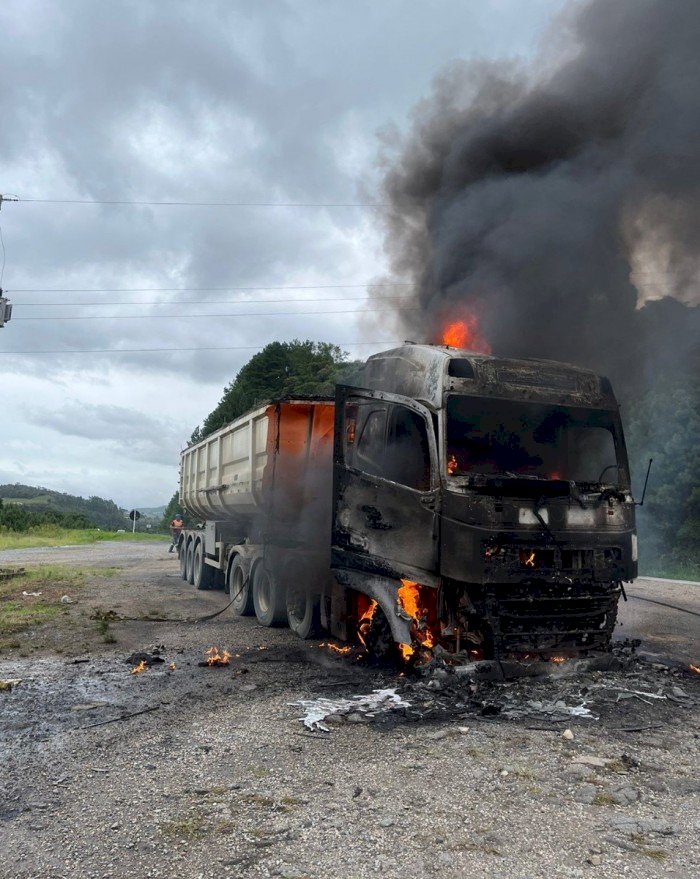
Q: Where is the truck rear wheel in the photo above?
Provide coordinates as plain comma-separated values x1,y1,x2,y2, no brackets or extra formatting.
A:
228,556,255,616
252,564,287,627
193,540,215,591
287,582,320,639
179,539,188,580
185,540,195,585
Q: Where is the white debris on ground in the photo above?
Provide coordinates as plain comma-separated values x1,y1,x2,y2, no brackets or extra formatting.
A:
503,699,597,720
294,688,411,732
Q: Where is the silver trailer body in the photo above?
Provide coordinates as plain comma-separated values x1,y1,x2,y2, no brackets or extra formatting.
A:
179,404,269,520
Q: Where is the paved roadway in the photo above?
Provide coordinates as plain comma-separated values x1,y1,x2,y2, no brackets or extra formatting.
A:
617,576,699,667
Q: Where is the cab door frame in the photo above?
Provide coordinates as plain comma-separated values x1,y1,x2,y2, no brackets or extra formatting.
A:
331,384,440,584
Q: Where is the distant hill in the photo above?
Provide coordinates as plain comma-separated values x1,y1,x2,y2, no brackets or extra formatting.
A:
0,483,127,529
137,505,166,520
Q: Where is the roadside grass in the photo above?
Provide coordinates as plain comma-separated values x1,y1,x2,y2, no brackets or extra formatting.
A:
0,565,120,639
0,527,168,552
639,561,700,581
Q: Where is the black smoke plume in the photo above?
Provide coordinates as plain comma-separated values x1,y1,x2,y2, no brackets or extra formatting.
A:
378,0,700,393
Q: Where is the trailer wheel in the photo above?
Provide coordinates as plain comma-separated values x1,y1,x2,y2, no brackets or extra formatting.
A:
185,539,195,585
286,582,321,639
193,540,215,591
179,538,188,580
252,564,287,627
228,555,255,616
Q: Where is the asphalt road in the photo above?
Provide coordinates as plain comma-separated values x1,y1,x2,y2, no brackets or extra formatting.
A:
617,577,699,667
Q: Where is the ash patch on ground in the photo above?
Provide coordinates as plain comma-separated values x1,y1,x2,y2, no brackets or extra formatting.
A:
297,643,698,735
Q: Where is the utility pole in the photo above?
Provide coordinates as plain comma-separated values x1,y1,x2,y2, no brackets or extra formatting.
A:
0,292,11,328
0,194,17,328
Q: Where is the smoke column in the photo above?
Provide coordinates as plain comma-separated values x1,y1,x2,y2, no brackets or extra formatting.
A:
378,0,700,392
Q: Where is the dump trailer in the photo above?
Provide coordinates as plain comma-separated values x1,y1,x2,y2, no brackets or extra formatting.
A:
178,344,638,660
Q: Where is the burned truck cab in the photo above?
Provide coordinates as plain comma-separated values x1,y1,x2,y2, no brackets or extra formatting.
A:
331,344,636,659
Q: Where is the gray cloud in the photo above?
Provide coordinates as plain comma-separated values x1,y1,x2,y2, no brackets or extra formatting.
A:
0,0,566,503
28,401,182,465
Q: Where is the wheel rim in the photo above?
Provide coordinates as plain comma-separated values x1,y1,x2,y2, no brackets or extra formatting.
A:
232,566,246,608
257,570,270,614
287,583,305,624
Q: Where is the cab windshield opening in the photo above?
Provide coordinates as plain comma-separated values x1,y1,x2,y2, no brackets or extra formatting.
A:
445,396,625,486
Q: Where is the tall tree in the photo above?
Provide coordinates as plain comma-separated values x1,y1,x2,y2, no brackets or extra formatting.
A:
195,340,361,439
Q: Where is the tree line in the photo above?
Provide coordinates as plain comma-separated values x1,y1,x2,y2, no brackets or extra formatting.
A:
0,498,95,531
0,484,128,531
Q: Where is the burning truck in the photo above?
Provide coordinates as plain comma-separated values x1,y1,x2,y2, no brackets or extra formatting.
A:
177,342,637,662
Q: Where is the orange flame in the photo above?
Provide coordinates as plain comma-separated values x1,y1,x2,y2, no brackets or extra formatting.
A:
519,549,536,568
205,646,231,666
550,656,568,664
319,642,353,655
447,454,458,475
440,314,491,354
398,643,414,661
690,664,700,674
169,661,176,671
130,660,147,675
357,599,378,648
398,580,436,653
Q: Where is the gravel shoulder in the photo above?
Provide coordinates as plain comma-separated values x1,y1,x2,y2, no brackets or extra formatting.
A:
0,543,698,879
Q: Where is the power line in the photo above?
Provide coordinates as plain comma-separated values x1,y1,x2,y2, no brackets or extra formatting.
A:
0,341,402,355
15,294,412,307
14,197,385,208
12,306,416,321
6,283,412,294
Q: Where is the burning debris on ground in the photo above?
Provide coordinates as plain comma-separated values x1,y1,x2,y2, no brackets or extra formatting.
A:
124,651,165,669
293,641,698,733
201,646,232,667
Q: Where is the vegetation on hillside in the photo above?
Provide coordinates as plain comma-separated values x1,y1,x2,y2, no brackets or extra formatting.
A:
0,498,95,532
0,484,126,529
625,377,700,579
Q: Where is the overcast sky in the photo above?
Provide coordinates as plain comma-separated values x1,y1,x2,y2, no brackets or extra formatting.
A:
0,0,566,508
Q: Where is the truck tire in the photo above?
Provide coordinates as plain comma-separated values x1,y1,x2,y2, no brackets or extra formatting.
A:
185,539,195,585
228,555,255,616
179,538,188,580
252,564,287,627
287,582,321,639
193,540,215,591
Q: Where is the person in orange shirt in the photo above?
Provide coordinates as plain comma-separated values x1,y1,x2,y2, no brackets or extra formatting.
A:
169,514,184,553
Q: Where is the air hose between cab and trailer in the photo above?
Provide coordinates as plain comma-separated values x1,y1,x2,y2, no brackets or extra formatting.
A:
626,593,700,618
115,577,247,624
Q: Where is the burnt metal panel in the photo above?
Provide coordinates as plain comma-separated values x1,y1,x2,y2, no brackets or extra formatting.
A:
354,344,617,412
331,385,440,584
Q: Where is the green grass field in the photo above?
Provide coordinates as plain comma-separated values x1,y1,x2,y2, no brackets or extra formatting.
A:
0,527,168,552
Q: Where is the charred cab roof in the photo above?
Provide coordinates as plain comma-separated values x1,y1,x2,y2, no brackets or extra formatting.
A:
356,344,617,411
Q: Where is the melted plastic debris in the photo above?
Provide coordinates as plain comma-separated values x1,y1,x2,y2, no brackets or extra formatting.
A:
294,688,411,732
502,699,597,720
